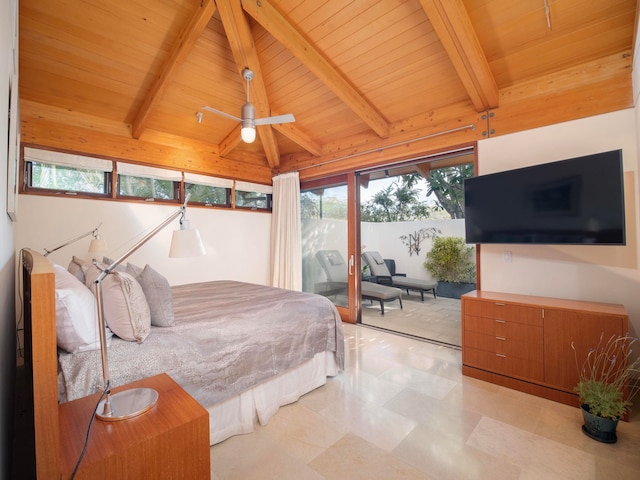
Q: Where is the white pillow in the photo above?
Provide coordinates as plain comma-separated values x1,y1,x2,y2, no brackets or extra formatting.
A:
54,264,112,353
85,264,151,343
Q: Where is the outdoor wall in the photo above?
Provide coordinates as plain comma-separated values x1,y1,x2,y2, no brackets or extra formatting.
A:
477,108,640,336
361,219,466,279
302,218,467,292
15,195,272,287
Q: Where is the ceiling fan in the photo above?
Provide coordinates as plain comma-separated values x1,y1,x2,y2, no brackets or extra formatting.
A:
201,68,295,143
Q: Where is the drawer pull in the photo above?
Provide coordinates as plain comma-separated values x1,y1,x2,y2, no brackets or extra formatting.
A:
496,336,506,341
494,302,506,306
495,353,506,358
495,319,506,323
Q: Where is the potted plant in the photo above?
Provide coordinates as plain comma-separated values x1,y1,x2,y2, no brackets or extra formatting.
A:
423,236,476,299
572,334,640,443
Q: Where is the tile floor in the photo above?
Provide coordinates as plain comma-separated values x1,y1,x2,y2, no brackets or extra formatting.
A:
361,294,462,347
210,323,640,479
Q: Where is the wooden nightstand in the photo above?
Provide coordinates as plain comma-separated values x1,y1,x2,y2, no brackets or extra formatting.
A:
59,373,210,479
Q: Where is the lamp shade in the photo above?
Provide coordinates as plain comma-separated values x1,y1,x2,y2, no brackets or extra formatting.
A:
241,126,256,143
88,237,108,253
169,228,206,257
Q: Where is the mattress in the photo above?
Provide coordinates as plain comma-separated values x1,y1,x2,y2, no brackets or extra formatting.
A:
57,280,345,443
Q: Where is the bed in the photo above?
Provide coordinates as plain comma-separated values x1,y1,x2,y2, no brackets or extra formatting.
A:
20,249,344,478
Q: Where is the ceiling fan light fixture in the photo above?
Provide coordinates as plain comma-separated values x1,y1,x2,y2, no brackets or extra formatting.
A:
201,68,294,144
241,126,256,143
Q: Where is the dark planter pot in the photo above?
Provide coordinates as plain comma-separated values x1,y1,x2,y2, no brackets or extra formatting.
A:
581,404,619,443
437,281,476,299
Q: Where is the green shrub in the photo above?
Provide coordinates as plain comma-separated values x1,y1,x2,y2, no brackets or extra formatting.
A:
424,236,476,283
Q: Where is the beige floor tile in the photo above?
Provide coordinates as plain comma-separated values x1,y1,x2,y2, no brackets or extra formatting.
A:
378,364,458,400
393,422,521,480
308,433,431,480
258,401,348,463
318,392,418,452
385,388,482,441
211,324,640,480
210,425,324,480
467,417,596,479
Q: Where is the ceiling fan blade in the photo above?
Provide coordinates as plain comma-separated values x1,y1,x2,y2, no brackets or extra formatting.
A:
201,105,242,123
254,113,296,126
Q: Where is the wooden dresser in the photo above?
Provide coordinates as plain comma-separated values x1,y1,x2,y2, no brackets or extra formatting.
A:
461,290,629,407
59,373,210,479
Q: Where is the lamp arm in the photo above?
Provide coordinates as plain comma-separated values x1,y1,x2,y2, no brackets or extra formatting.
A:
43,222,103,257
93,205,184,413
95,206,185,283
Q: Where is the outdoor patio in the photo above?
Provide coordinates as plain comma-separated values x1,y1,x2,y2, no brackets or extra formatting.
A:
360,293,462,348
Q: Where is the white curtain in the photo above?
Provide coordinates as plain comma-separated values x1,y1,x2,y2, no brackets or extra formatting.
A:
270,172,302,290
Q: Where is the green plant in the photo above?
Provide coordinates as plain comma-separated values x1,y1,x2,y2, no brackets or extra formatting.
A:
572,334,640,420
423,236,475,283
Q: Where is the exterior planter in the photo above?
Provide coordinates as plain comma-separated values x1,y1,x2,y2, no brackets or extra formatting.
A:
581,404,619,443
437,281,476,299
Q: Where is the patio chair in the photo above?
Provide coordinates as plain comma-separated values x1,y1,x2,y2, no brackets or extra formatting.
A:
362,251,437,301
315,250,403,315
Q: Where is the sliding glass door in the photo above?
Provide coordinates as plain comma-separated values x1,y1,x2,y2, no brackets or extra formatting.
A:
301,174,360,323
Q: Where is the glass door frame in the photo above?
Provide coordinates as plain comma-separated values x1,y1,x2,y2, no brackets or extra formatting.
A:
300,172,361,324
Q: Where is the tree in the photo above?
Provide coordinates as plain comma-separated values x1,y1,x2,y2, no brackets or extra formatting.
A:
361,174,430,222
426,164,473,219
300,191,347,220
300,191,320,219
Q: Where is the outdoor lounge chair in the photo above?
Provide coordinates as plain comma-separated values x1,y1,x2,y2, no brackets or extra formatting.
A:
315,250,403,315
362,251,437,301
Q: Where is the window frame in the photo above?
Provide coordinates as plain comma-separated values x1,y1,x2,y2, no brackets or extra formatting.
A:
116,174,181,203
24,159,113,198
21,147,273,213
234,189,273,211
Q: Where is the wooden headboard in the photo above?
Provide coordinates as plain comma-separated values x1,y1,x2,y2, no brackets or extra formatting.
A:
21,248,61,479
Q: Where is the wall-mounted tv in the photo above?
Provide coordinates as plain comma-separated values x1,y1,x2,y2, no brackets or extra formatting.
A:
464,150,625,245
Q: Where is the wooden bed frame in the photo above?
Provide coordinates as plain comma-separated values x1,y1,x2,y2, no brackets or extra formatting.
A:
21,248,61,479
21,249,211,479
21,248,343,478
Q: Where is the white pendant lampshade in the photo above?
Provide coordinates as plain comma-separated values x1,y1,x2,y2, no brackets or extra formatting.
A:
169,220,206,258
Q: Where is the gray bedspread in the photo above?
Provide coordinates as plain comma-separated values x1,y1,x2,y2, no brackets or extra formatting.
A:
58,281,344,406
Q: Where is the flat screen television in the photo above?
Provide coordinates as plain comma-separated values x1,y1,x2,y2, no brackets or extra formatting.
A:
464,150,625,245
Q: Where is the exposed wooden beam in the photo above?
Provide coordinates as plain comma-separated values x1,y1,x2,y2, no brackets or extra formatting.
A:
217,0,281,169
131,0,216,139
280,111,483,181
271,112,322,156
219,123,243,157
418,0,499,112
242,0,390,139
414,163,431,179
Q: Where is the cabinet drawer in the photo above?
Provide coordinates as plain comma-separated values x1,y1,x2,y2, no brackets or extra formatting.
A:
464,330,542,361
463,299,542,325
464,347,544,381
464,315,543,339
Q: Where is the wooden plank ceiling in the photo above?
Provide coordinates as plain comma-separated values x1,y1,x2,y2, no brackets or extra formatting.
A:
19,0,636,184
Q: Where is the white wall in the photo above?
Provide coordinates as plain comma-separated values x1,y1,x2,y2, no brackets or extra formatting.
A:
477,108,640,336
1,0,17,477
15,196,272,286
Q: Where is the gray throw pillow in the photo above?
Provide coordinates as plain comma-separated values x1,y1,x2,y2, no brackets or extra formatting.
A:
126,264,175,327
